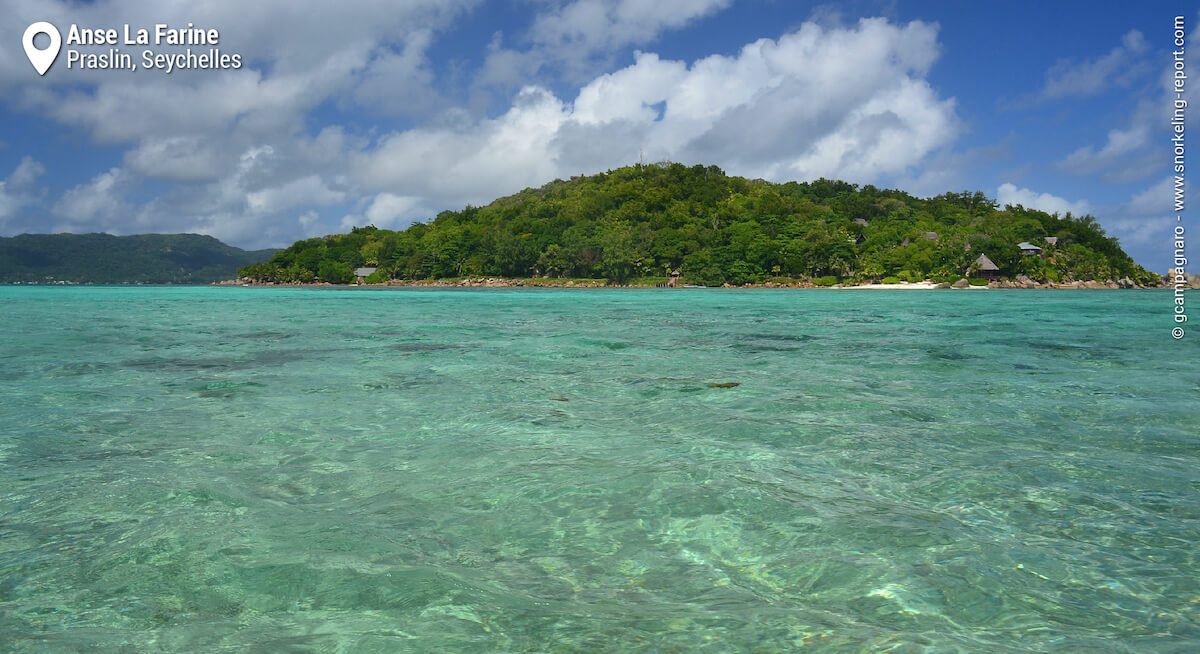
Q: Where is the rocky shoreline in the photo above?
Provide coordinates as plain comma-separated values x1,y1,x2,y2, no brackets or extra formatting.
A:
219,273,1199,290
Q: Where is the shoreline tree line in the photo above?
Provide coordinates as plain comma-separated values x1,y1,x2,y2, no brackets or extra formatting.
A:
239,163,1159,287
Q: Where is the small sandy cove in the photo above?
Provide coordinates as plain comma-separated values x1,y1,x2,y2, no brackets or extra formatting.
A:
840,282,944,290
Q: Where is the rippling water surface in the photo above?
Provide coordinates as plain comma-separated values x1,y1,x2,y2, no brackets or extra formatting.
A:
1,286,1197,652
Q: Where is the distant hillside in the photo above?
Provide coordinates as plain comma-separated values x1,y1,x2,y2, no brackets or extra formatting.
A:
241,162,1159,287
0,233,278,284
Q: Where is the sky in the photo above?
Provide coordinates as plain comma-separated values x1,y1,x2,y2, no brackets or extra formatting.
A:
0,0,1194,271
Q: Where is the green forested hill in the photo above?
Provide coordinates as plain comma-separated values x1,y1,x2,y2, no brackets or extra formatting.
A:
240,163,1158,286
0,233,277,284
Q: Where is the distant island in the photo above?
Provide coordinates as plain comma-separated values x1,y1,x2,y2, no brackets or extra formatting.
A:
239,163,1161,289
0,233,277,285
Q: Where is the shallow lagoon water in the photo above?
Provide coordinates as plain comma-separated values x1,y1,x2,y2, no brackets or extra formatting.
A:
1,286,1198,652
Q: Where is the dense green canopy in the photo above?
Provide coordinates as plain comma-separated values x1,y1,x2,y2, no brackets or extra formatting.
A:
240,163,1158,286
1,233,277,284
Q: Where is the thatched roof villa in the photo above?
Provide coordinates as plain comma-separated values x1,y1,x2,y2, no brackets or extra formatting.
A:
970,254,1000,280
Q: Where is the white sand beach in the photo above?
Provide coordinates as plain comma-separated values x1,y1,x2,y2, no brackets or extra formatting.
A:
840,282,943,290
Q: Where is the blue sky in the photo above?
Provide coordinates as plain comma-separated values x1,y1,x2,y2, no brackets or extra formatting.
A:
0,1,1194,271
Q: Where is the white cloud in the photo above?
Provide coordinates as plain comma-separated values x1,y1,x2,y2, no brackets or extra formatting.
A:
996,183,1090,216
37,58,362,147
474,0,731,93
0,156,46,224
297,210,324,238
53,167,130,226
1,5,961,250
472,34,541,98
37,141,353,247
124,136,226,183
354,86,569,204
351,29,445,117
778,76,954,182
530,0,732,53
1121,176,1174,217
1055,92,1162,184
1056,21,1198,185
1039,30,1149,100
594,17,957,181
0,0,476,246
1059,123,1150,175
8,157,45,188
1096,177,1183,270
338,193,432,231
995,179,1179,269
361,18,957,203
366,193,428,227
894,142,1012,199
1105,216,1174,258
571,52,687,125
246,175,346,215
0,0,476,91
137,144,353,246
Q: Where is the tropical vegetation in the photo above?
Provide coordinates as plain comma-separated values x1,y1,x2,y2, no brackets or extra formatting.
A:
239,163,1158,286
1,233,277,284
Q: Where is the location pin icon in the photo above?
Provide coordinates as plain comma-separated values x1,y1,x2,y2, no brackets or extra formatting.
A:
23,22,61,76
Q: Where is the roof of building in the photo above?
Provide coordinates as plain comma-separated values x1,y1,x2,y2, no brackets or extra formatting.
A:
1017,242,1043,251
1044,237,1059,246
354,267,378,277
974,254,999,271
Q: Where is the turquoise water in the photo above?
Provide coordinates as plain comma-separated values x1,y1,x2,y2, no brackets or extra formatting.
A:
0,286,1197,652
